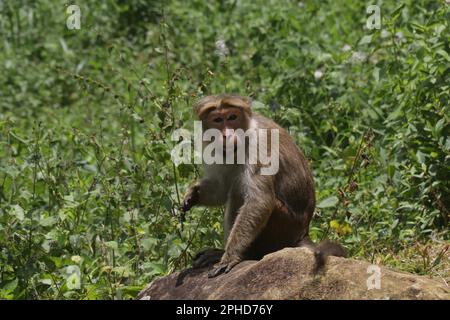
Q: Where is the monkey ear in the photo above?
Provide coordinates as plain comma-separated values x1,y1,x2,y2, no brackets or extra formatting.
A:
194,95,219,119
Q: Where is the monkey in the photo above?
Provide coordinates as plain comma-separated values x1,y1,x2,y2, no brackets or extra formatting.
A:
181,94,346,277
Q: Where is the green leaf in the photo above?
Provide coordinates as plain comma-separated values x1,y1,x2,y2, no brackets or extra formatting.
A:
317,196,339,208
359,35,372,45
436,49,450,62
434,118,445,136
251,100,266,110
10,205,25,221
391,3,406,18
2,279,18,292
416,150,426,164
39,215,57,227
147,262,165,275
105,241,118,251
387,164,396,179
39,278,52,286
142,238,158,251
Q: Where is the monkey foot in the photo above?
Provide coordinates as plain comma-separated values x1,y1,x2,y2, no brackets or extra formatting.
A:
207,258,241,278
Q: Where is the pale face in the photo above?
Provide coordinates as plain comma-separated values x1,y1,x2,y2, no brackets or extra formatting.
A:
204,107,247,149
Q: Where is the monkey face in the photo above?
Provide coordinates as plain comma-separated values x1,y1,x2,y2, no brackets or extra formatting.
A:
205,107,247,150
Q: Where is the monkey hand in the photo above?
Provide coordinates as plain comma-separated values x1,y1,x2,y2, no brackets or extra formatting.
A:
192,248,224,269
181,185,200,212
207,255,241,278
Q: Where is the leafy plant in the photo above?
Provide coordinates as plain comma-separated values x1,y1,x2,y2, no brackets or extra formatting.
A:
0,0,448,299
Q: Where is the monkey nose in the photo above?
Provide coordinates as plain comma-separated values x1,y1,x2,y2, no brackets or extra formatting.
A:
224,128,234,137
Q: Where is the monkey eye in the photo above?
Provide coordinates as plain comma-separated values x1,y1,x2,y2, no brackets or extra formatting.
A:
213,117,223,123
227,114,237,121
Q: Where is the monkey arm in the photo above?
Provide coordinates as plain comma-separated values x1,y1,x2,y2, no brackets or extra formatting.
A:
208,173,275,277
181,178,228,212
197,178,229,206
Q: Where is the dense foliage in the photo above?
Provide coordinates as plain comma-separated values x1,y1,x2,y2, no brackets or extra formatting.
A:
0,0,448,299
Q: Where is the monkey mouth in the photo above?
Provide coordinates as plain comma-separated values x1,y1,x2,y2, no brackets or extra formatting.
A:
222,144,238,158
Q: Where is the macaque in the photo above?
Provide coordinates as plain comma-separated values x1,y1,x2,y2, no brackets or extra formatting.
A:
181,94,346,277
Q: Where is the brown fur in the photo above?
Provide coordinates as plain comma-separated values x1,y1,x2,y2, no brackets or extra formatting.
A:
182,94,345,277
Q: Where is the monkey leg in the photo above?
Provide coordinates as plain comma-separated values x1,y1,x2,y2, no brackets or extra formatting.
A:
192,248,224,269
209,178,275,278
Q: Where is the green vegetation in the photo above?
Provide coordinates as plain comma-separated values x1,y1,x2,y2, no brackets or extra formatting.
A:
0,0,448,299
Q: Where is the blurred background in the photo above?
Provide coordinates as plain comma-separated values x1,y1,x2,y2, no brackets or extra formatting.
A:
0,0,448,299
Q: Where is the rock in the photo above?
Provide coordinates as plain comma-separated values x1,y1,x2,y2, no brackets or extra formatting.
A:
137,247,450,300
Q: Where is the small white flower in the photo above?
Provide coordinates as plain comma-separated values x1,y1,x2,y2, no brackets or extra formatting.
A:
351,51,367,64
342,44,352,52
67,273,81,290
314,69,324,80
395,31,405,43
66,265,81,290
381,30,391,38
71,255,82,264
215,39,229,57
298,2,305,7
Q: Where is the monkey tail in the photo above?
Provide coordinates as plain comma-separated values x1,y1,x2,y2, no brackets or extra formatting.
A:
312,240,346,274
297,237,346,275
